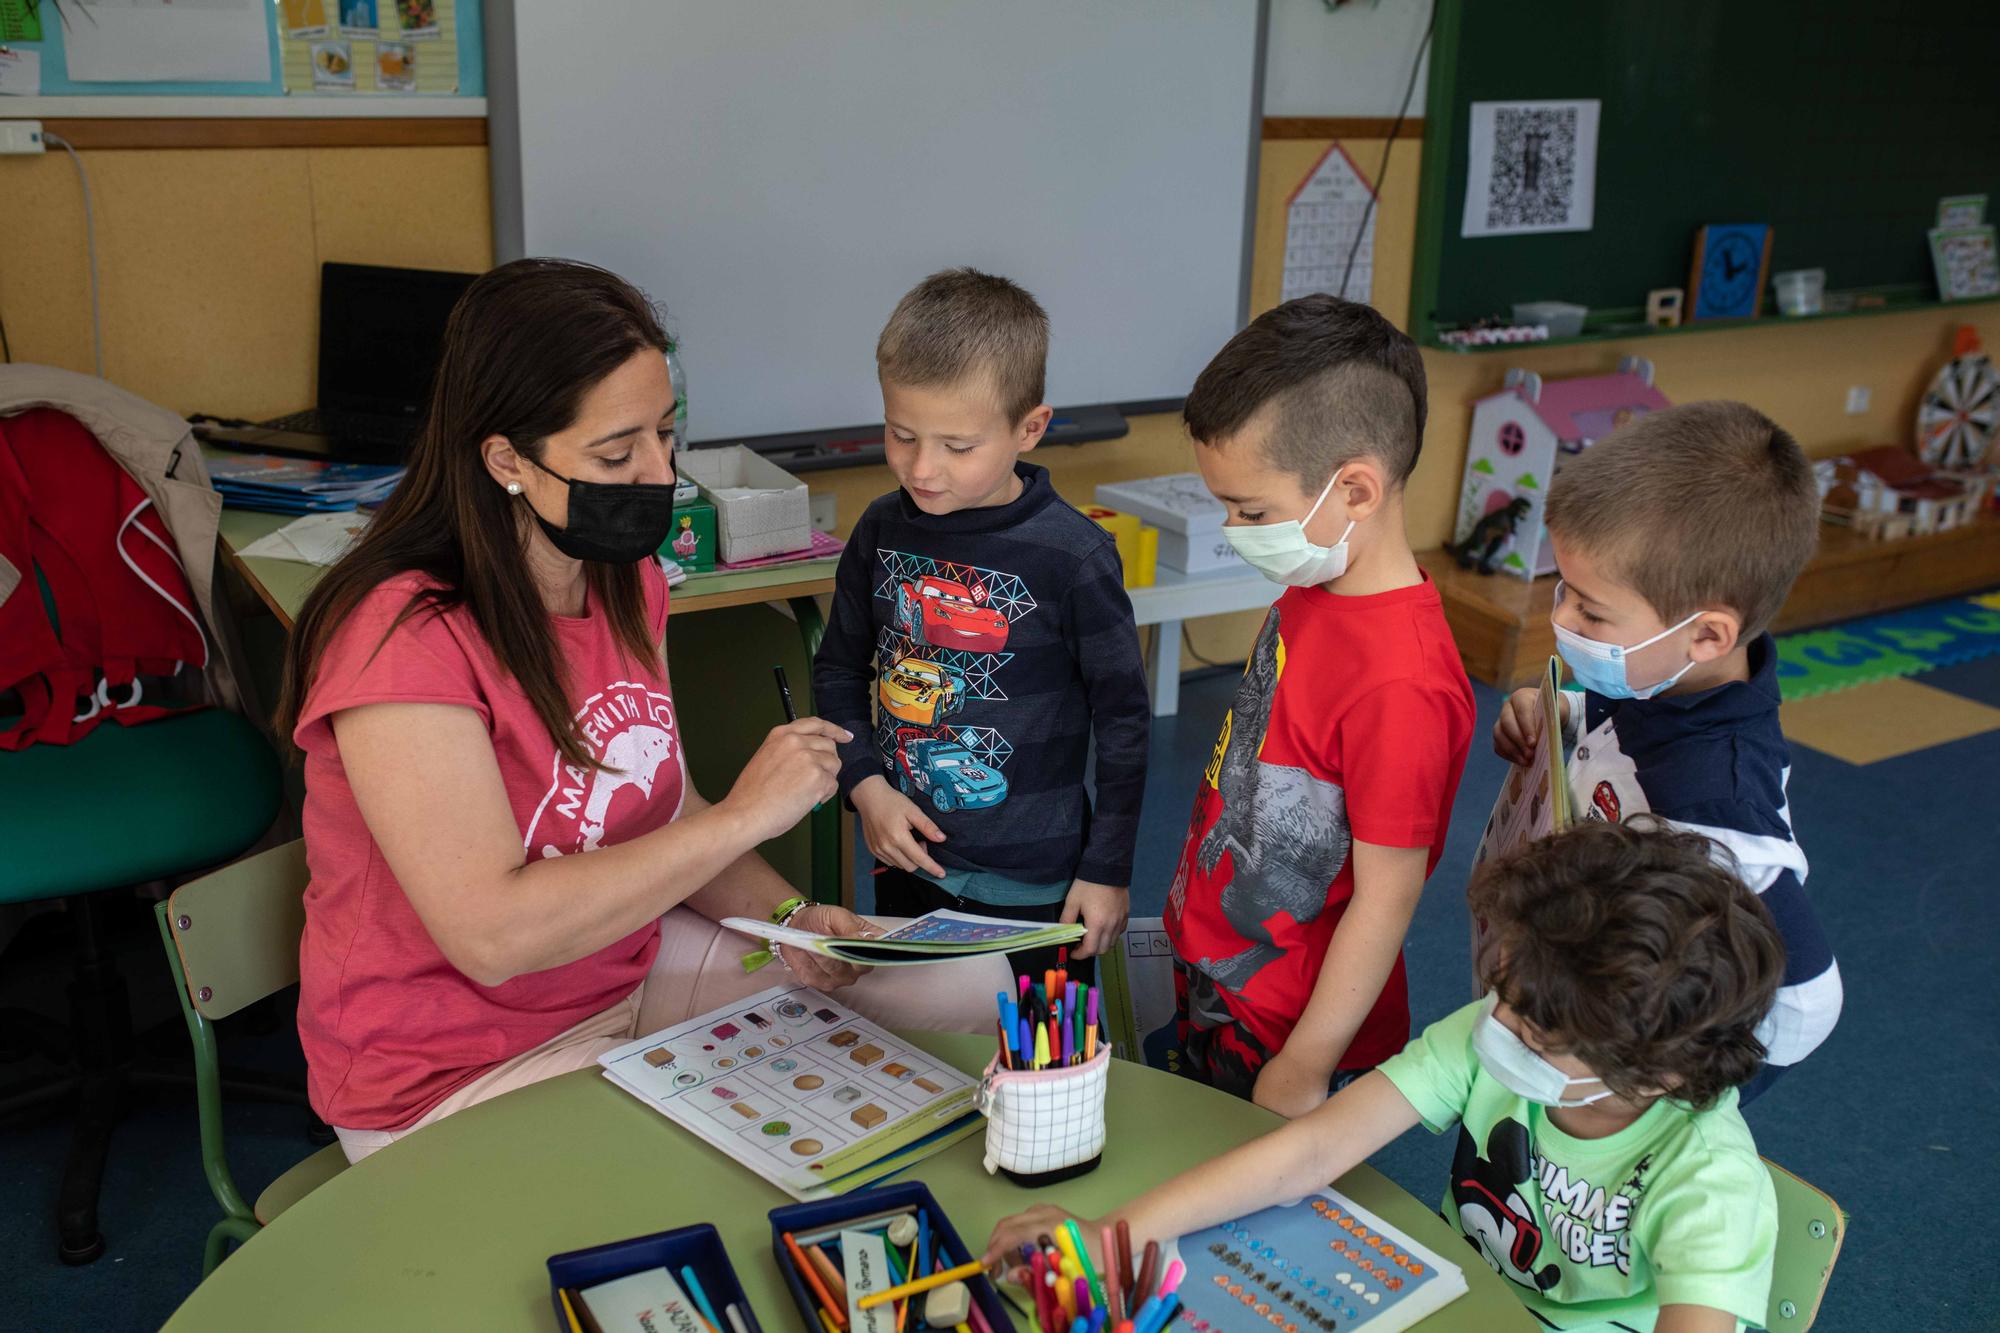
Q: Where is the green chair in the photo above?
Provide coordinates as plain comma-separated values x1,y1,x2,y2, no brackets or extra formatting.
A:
0,705,284,1264
1761,1159,1846,1331
154,839,347,1276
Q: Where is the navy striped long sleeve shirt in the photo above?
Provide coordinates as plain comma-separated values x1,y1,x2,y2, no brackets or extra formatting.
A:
812,463,1151,887
1565,634,1842,1095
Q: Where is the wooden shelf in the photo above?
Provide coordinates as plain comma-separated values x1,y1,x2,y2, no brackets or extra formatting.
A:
1429,292,2000,355
1420,510,2000,687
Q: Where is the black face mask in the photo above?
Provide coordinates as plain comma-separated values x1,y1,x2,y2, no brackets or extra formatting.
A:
520,451,679,565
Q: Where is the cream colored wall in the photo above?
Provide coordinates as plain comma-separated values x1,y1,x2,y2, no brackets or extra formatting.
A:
7,132,1992,673
0,146,493,420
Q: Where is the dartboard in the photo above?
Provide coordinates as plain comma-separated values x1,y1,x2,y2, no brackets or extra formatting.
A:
1917,331,1998,469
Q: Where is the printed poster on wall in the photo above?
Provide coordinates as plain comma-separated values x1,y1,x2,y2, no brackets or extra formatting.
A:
1460,99,1601,238
1280,142,1377,304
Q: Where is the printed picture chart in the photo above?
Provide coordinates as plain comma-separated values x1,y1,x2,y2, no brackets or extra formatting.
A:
599,984,980,1200
1165,1189,1466,1333
1280,143,1377,305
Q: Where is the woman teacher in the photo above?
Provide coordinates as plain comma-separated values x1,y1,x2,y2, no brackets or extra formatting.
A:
277,259,993,1162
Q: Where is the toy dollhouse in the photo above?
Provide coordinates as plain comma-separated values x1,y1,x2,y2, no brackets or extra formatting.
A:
1815,446,1991,541
1451,356,1672,579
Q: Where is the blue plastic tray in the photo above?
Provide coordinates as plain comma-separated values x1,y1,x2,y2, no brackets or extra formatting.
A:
769,1183,1010,1333
549,1222,756,1333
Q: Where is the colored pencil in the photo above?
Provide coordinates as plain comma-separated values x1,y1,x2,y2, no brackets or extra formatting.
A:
807,1242,849,1306
783,1230,847,1330
681,1265,724,1333
857,1259,986,1310
558,1288,586,1333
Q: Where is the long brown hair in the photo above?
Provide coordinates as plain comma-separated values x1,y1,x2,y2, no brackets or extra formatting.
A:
275,258,670,770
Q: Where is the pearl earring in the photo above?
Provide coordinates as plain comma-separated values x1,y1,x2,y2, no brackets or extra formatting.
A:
506,482,522,495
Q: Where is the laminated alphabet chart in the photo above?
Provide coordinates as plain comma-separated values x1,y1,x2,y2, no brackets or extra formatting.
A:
598,984,980,1200
1165,1189,1466,1333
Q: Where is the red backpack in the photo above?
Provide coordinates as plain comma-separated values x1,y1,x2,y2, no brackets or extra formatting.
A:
0,408,210,749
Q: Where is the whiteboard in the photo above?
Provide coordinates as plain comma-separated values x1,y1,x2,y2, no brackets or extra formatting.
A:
489,1,1263,442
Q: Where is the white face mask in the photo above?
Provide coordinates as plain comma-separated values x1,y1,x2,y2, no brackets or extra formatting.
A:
1223,467,1357,587
1549,580,1707,700
1472,993,1615,1108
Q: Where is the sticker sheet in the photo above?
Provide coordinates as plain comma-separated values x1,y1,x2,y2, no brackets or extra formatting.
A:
599,984,979,1200
1165,1189,1466,1333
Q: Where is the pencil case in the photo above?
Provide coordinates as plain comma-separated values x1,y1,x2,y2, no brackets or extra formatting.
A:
547,1222,755,1333
976,1045,1110,1186
769,1182,1012,1333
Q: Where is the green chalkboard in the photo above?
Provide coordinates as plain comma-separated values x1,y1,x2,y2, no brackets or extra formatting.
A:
1409,0,2000,345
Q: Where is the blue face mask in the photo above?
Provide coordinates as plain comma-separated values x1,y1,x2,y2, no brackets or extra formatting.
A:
1550,580,1705,700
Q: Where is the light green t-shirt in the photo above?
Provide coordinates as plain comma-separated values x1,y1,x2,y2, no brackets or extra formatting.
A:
1379,1000,1776,1332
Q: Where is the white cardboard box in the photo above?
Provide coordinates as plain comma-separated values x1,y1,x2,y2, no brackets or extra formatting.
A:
1094,474,1239,573
677,445,812,562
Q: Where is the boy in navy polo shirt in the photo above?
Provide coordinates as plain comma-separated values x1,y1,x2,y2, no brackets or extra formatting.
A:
1494,400,1842,1102
813,269,1150,981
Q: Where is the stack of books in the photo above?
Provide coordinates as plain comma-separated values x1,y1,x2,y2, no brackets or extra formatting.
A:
209,453,404,514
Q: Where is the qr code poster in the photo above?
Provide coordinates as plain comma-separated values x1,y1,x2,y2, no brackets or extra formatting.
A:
1460,99,1601,238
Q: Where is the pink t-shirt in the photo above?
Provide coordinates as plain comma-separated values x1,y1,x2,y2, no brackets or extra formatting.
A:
294,563,682,1130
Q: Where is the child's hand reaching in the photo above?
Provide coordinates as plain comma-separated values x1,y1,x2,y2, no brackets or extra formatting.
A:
851,775,947,878
983,1203,1103,1270
1060,879,1129,959
1493,685,1549,766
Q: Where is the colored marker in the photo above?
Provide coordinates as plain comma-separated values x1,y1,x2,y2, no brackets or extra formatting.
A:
1158,1260,1185,1298
1062,1219,1107,1313
1099,1224,1122,1323
1115,1221,1135,1297
1034,1024,1051,1071
1133,1241,1160,1307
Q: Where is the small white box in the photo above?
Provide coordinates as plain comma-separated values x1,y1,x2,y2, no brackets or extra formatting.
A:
1156,528,1241,575
676,445,812,563
1094,475,1240,573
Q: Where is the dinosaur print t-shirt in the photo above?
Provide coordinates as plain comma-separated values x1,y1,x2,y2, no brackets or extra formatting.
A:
1166,576,1473,1073
1381,1001,1777,1330
294,565,681,1131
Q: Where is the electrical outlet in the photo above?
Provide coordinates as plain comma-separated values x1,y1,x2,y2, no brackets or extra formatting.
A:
0,120,45,155
1845,385,1872,415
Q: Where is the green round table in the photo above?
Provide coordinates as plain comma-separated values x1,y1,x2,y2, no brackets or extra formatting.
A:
163,1033,1533,1332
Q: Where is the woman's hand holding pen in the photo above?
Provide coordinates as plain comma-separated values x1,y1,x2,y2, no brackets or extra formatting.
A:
719,719,849,843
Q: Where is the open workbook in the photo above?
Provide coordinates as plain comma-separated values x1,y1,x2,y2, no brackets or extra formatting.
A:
598,984,982,1201
716,908,1084,967
1162,1186,1466,1332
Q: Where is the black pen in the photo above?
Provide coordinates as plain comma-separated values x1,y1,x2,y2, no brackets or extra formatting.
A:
773,665,799,722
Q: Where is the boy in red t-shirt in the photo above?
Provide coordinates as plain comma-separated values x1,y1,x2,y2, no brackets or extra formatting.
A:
1165,296,1475,1118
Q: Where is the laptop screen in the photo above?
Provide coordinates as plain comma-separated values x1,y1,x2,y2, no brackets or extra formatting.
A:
317,262,477,418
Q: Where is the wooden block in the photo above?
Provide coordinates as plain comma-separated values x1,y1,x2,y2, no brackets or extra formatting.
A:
922,1282,971,1329
644,1048,676,1068
849,1043,885,1066
851,1103,888,1129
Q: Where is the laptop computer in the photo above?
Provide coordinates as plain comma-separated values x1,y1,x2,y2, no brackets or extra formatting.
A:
195,262,476,463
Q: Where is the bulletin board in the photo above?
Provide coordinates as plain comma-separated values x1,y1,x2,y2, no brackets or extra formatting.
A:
0,0,482,101
1408,0,2000,344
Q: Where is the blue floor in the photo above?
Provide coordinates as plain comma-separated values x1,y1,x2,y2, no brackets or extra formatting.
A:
7,660,1998,1330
